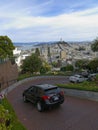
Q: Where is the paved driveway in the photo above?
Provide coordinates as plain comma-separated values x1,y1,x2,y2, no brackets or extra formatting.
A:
7,76,98,130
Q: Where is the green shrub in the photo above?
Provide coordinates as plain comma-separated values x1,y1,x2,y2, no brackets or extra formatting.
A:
57,81,98,92
1,98,26,130
0,105,12,130
17,73,33,81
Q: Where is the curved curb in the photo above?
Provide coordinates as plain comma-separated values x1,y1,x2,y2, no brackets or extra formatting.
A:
1,76,66,95
63,88,98,102
1,76,98,102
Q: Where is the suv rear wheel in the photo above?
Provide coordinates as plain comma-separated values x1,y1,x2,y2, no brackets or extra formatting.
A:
37,101,44,112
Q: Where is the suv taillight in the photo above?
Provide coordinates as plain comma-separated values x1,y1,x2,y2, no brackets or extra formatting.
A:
60,91,64,96
42,95,50,100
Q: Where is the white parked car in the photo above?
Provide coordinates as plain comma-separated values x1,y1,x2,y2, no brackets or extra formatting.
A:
69,74,88,83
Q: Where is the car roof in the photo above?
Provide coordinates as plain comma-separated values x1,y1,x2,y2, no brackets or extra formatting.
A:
74,74,81,76
35,84,57,90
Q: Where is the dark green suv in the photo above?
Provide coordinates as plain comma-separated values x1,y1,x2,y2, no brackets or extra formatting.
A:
23,84,65,112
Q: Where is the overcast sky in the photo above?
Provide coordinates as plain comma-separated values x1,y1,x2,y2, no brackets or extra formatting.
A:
0,0,98,42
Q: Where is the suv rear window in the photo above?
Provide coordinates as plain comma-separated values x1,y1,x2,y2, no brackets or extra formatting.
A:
45,87,59,94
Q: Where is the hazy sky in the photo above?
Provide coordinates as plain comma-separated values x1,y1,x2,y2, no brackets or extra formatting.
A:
0,0,98,42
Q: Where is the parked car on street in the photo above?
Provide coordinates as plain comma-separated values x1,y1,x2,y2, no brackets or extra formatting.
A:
87,73,97,81
69,74,88,83
81,71,89,77
23,84,65,112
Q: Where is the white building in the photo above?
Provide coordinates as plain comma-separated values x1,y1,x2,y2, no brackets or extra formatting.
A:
13,47,31,66
13,47,21,55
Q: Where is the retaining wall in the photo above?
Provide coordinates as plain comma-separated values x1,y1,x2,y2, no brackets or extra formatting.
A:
0,60,18,90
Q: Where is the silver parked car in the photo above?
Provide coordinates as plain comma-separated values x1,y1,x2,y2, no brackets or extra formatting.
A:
88,73,96,81
69,74,88,83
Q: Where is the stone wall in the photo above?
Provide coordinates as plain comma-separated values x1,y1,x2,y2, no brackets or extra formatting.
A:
0,60,18,90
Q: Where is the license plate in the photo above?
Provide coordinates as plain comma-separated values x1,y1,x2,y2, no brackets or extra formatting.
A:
54,96,59,101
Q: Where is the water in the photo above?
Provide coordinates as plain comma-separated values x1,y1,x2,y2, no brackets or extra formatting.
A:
13,42,38,50
13,41,55,50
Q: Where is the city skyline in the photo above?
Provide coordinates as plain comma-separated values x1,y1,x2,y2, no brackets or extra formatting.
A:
0,0,98,42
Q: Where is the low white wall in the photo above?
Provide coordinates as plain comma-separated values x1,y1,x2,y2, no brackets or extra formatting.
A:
64,88,98,102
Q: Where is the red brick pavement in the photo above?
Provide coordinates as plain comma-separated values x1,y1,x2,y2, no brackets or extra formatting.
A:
7,77,98,130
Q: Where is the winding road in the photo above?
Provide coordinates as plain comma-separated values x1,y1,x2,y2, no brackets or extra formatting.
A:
7,76,98,130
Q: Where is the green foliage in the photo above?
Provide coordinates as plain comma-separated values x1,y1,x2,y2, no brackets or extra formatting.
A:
66,64,74,71
75,58,98,73
40,66,47,74
48,47,51,57
52,61,58,67
35,48,40,56
61,64,74,72
21,53,42,74
1,98,26,130
40,63,51,74
78,46,85,51
75,59,89,70
87,58,98,72
17,73,33,81
0,48,6,58
60,66,66,71
57,80,98,92
0,105,12,130
40,61,51,74
0,36,15,59
91,38,98,52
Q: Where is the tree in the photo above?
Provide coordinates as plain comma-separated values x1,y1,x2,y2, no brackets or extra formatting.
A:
78,46,85,51
66,64,74,71
36,60,51,74
35,48,40,56
91,38,98,52
0,105,12,130
61,64,74,72
0,48,6,58
40,62,51,74
52,61,58,67
48,47,51,57
0,36,15,59
21,53,42,74
48,47,52,64
60,66,66,72
87,59,98,72
75,59,88,70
